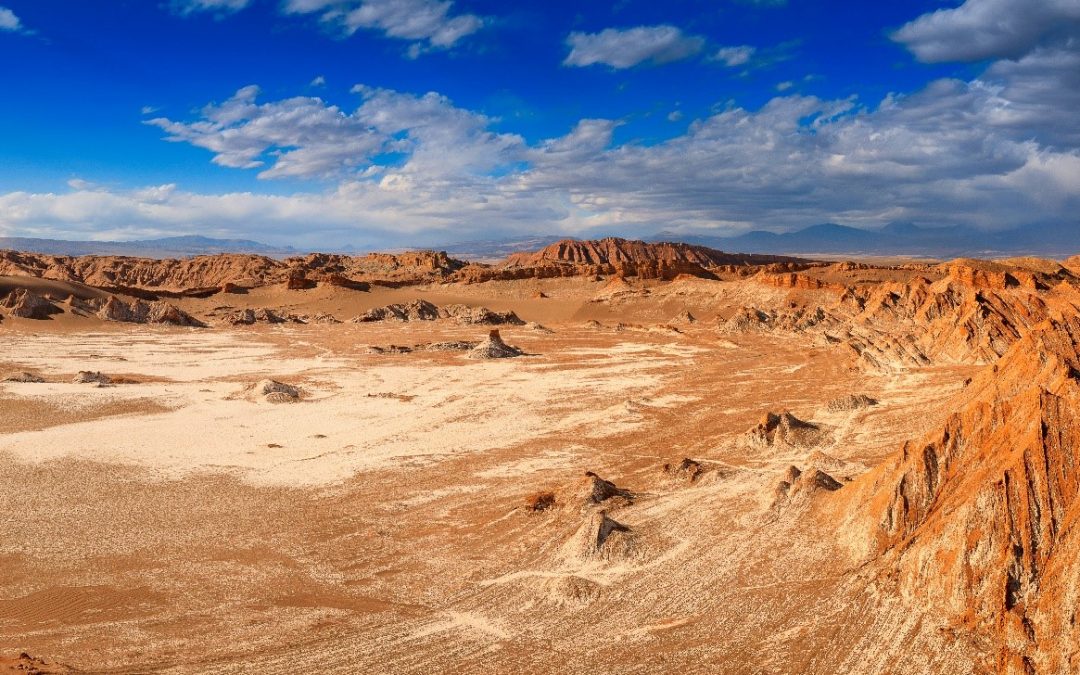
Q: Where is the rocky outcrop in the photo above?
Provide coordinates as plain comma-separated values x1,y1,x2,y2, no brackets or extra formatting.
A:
439,304,524,325
1,288,62,319
773,465,843,509
353,300,524,326
354,300,440,322
252,379,301,403
848,316,1080,673
3,371,46,383
585,471,634,504
73,371,112,385
720,306,774,334
95,296,205,327
826,394,878,411
663,457,704,482
222,308,302,325
467,330,524,359
745,412,827,449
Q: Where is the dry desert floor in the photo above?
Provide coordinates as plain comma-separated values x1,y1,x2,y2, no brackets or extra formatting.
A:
1,279,977,673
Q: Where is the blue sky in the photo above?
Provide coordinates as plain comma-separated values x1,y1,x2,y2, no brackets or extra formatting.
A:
0,0,1078,248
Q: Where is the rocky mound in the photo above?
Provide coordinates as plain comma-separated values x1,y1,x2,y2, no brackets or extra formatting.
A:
663,457,704,482
0,652,73,674
251,379,301,403
467,330,523,359
2,372,45,383
354,299,440,322
96,295,205,327
772,465,843,510
525,491,557,512
1,288,62,319
826,393,878,411
720,306,774,334
585,471,634,504
73,371,111,385
222,308,303,325
745,411,827,449
353,300,524,326
439,304,524,325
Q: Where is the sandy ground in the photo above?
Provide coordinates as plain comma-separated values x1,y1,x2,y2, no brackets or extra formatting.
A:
0,280,977,673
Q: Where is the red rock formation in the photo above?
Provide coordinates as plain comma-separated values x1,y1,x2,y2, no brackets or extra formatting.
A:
848,316,1080,673
504,237,802,268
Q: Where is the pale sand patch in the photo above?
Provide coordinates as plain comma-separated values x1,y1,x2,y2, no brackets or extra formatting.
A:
1,330,344,381
0,331,690,487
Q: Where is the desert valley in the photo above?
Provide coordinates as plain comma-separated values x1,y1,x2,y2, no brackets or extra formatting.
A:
2,238,1080,673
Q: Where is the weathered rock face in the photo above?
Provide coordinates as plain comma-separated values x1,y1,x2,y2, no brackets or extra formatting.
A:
849,316,1080,673
355,299,440,322
737,257,1078,371
95,296,205,327
439,304,524,326
495,238,805,281
1,288,61,319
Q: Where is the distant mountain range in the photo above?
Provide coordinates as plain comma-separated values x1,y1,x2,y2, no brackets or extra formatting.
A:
0,235,298,258
651,222,1080,259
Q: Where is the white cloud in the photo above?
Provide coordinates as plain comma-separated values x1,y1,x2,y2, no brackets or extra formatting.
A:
0,6,24,32
667,110,684,122
283,0,484,52
893,0,1080,63
712,45,756,67
147,84,523,180
310,75,327,87
564,25,705,69
172,0,251,16
776,80,794,91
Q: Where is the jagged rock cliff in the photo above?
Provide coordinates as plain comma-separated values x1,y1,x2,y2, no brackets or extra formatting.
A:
844,316,1080,673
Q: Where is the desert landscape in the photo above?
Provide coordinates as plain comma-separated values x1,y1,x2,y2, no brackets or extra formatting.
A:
2,238,1079,673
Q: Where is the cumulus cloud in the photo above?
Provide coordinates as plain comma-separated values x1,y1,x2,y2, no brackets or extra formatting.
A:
564,25,705,69
711,45,756,67
283,0,484,52
172,0,251,16
893,0,1080,63
0,6,24,32
146,84,523,180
